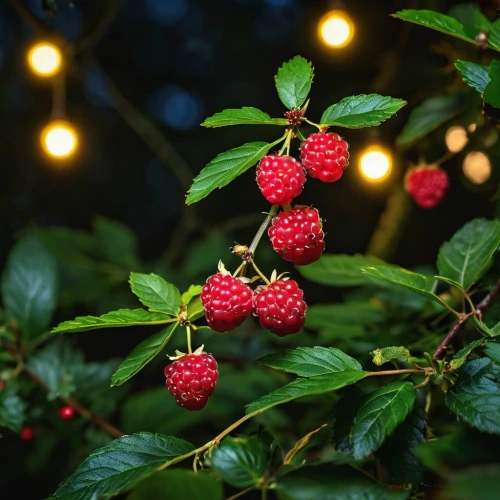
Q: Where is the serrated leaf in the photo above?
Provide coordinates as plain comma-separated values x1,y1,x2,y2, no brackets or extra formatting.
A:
371,346,411,366
1,233,58,337
201,107,288,128
332,387,365,453
437,218,500,290
246,371,366,415
111,323,178,386
210,436,268,488
186,141,277,205
444,464,500,500
296,254,383,287
474,316,500,337
484,60,500,108
490,19,500,50
275,55,314,110
52,433,194,499
320,94,406,128
0,384,26,432
257,347,362,377
485,341,500,363
307,303,386,328
446,358,500,434
455,60,490,94
350,381,416,459
129,273,181,315
52,309,174,333
449,339,486,370
181,285,203,306
448,3,491,39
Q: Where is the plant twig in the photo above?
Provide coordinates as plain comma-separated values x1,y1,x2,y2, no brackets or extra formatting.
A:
226,486,256,500
247,205,279,255
365,368,432,377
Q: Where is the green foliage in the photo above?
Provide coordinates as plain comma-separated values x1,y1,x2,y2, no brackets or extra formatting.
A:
484,342,500,363
484,60,500,108
371,346,411,366
129,273,181,315
0,384,26,432
181,285,203,306
444,464,500,500
275,56,313,110
201,107,288,127
306,303,385,328
455,60,490,93
449,339,485,370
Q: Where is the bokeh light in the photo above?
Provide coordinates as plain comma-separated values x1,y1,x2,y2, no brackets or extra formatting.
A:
318,10,354,48
27,42,62,77
445,125,468,153
462,151,491,185
41,120,78,159
359,145,392,181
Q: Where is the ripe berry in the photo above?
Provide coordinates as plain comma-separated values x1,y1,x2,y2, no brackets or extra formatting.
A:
253,279,307,337
256,154,306,204
405,166,449,209
300,131,349,182
20,427,34,441
164,353,218,411
58,406,75,420
201,273,253,332
268,206,325,266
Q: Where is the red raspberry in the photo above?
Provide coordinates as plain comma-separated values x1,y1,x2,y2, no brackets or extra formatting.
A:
256,154,306,204
268,206,325,266
253,279,307,337
20,427,34,441
58,406,75,420
164,353,218,411
405,166,449,209
201,273,253,332
300,131,349,182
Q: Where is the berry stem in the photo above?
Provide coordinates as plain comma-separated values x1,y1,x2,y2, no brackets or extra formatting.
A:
233,261,247,277
247,205,279,255
278,129,294,156
295,128,306,141
250,260,271,285
304,118,326,131
186,325,192,354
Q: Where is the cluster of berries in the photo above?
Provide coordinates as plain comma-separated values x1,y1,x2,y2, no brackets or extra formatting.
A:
405,165,450,209
19,406,75,441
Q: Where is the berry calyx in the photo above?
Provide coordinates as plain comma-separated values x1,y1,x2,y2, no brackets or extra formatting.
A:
20,427,34,441
405,166,449,209
268,206,325,265
201,272,253,332
58,406,75,420
256,154,306,205
253,279,307,337
164,352,219,411
300,131,349,182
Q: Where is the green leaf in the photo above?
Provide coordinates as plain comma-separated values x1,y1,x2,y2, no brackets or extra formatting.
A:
129,273,181,315
186,141,277,205
0,384,26,432
1,234,58,337
449,339,486,370
52,433,194,500
490,19,500,50
485,341,500,363
446,358,500,434
371,346,411,366
187,296,204,321
296,254,383,287
246,371,366,415
307,303,386,328
455,60,490,94
444,464,500,500
275,55,314,110
332,387,365,453
127,470,223,500
181,285,203,305
397,95,466,147
52,309,174,333
210,436,268,488
320,94,406,128
257,347,362,376
201,107,288,128
484,60,500,108
111,323,178,386
437,218,500,290
350,381,416,459
448,3,492,39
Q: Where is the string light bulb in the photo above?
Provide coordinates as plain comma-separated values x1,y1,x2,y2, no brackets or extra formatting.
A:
462,151,491,185
41,120,78,159
27,42,62,77
318,10,354,48
359,145,393,182
445,126,468,153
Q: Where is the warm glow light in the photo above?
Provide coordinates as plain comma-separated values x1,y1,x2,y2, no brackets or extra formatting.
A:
41,121,78,159
318,10,354,48
359,146,392,181
462,151,491,185
445,125,468,153
27,42,62,77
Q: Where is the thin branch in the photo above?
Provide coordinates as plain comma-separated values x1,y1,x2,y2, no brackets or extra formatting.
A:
365,368,432,377
247,205,279,255
226,486,256,500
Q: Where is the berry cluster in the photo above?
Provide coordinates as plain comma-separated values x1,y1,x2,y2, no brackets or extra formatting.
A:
405,165,449,209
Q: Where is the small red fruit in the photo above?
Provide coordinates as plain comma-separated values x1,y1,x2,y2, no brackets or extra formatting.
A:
58,406,75,420
405,166,449,209
256,154,306,204
164,353,219,411
300,131,349,182
201,273,253,333
20,427,34,441
253,279,307,337
268,205,325,266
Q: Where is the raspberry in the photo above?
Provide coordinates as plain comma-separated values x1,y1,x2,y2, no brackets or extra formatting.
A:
201,273,253,332
20,427,34,441
256,154,306,204
300,131,349,182
268,206,325,266
58,406,75,420
253,279,307,337
164,353,218,411
405,166,449,209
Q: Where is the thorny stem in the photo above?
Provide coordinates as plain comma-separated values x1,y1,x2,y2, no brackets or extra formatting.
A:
186,326,192,354
247,205,279,255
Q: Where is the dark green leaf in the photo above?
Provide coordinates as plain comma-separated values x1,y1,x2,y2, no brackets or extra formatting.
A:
371,346,411,366
111,323,178,386
275,55,314,110
444,464,500,500
437,218,500,290
449,339,486,370
332,387,365,453
129,273,181,315
307,303,385,328
257,346,362,376
490,20,500,50
52,433,194,499
485,341,500,363
187,296,204,321
484,60,500,108
181,285,203,306
455,60,490,93
448,3,491,39
201,107,288,127
350,381,416,459
0,384,26,432
320,94,406,128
